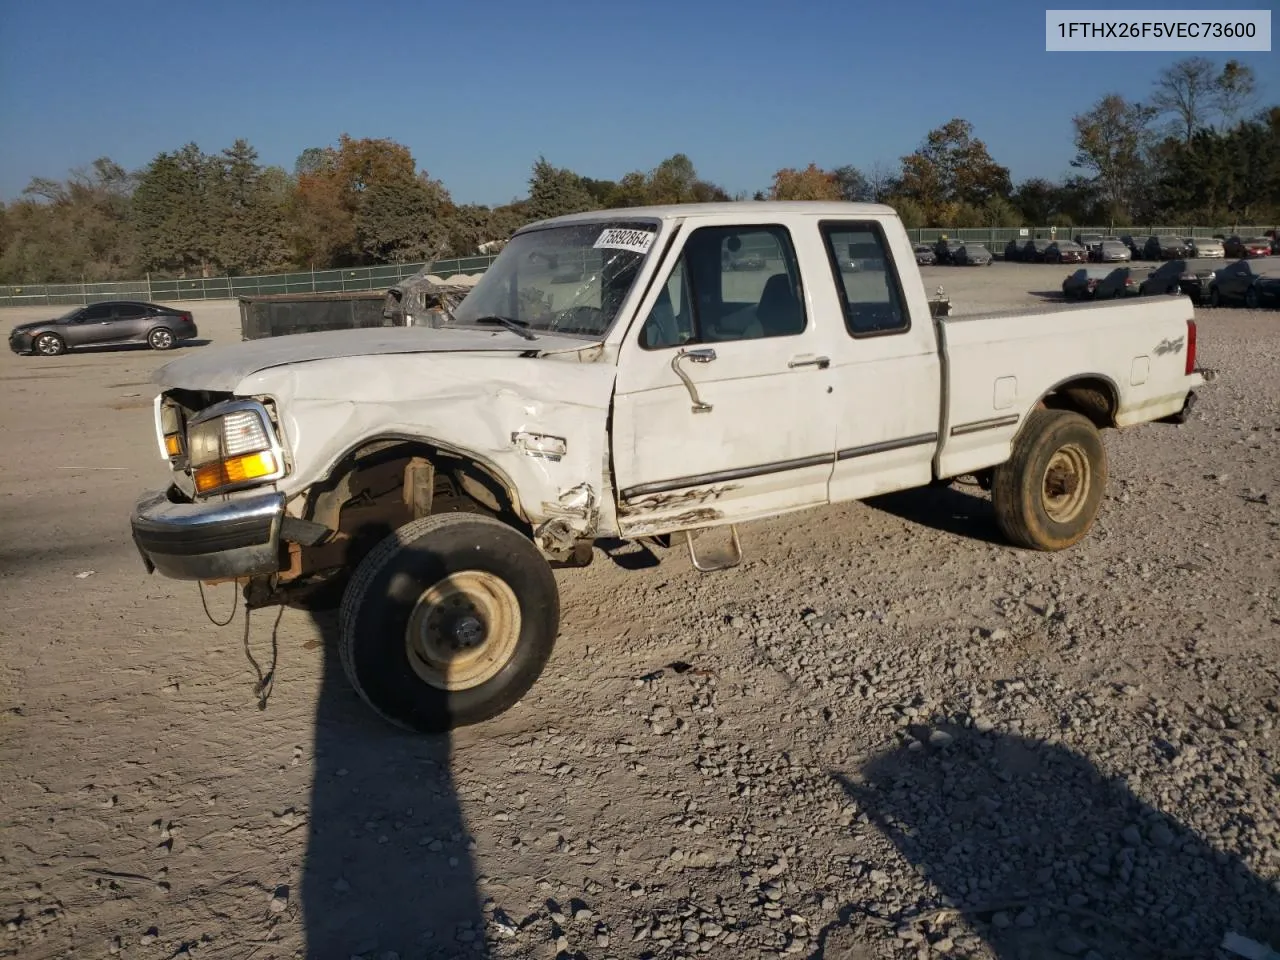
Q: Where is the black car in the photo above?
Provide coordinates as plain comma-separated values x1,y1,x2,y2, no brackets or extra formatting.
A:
913,243,937,265
952,242,992,266
1142,235,1192,260
9,300,198,357
1062,266,1137,300
933,238,966,265
1121,235,1153,259
1206,259,1280,308
1137,259,1217,302
1022,238,1056,262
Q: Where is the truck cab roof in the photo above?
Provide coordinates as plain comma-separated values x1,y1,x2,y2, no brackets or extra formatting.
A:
523,201,900,230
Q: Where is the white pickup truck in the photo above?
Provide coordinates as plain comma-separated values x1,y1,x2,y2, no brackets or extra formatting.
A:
130,201,1212,732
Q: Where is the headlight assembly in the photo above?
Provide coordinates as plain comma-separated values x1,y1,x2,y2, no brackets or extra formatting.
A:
186,400,287,495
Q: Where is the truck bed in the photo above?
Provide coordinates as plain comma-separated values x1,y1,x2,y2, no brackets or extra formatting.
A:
934,294,1199,480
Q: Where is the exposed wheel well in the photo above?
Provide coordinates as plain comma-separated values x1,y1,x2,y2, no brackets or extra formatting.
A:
279,439,530,591
1038,376,1117,429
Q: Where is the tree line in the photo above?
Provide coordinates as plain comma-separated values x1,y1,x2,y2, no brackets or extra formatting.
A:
0,58,1275,285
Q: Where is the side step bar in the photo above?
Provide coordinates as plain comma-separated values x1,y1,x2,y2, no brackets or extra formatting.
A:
684,525,742,572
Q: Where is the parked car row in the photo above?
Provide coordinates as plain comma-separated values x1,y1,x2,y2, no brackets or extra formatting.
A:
1059,258,1280,308
8,300,199,357
932,238,993,266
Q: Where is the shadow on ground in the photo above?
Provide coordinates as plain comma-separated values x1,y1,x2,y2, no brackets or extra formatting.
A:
820,721,1280,960
299,606,490,959
863,484,1005,546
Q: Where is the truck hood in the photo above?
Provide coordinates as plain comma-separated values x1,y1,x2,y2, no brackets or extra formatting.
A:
152,325,598,392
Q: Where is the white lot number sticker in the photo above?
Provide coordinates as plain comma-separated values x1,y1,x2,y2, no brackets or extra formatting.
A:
593,227,656,255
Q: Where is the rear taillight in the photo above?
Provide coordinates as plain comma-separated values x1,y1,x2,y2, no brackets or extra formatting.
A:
1185,319,1197,375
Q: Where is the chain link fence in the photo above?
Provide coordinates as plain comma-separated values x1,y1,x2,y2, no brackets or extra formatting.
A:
1,225,1274,308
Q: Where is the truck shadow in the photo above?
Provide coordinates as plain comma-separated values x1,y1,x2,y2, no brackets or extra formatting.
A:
817,721,1280,959
863,484,1006,546
299,604,490,957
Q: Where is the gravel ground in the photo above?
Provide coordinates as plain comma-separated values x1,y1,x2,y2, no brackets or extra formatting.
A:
1,263,1277,960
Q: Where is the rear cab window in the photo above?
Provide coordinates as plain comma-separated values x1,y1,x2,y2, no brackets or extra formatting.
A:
818,221,910,338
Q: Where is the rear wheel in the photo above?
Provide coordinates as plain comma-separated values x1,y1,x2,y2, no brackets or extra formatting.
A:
338,513,559,732
992,409,1107,551
34,332,65,356
148,327,175,350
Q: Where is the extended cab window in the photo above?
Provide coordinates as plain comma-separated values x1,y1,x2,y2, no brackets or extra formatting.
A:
639,225,806,349
820,221,909,337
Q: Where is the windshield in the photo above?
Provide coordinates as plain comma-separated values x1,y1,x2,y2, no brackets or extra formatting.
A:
451,220,658,338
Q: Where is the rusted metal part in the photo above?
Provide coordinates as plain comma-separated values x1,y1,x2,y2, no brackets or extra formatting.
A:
617,484,738,516
622,507,723,537
403,457,435,519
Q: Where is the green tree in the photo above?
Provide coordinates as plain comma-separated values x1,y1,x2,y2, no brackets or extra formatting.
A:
832,165,871,202
356,174,454,263
1070,95,1157,221
209,140,290,274
526,157,595,222
132,143,220,275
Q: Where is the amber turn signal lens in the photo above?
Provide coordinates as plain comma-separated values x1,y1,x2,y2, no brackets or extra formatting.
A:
193,451,278,494
164,434,183,457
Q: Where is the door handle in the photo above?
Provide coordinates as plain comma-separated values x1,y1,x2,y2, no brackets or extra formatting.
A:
671,348,715,414
788,355,830,369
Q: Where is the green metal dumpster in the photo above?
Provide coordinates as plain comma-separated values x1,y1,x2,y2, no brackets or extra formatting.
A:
238,291,397,340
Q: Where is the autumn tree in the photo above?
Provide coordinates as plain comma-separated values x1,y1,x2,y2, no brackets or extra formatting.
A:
1070,95,1157,221
769,164,841,200
896,119,1011,223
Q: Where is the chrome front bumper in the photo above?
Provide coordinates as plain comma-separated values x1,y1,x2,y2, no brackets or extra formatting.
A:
131,486,286,581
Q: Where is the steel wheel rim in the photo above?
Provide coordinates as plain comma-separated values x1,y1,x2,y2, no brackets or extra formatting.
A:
36,334,61,355
1042,443,1091,523
151,329,173,348
405,570,520,691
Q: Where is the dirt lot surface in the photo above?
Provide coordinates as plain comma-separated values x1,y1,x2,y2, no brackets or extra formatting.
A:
2,264,1278,960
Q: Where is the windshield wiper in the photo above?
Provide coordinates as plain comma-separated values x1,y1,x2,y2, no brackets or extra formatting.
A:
472,315,537,341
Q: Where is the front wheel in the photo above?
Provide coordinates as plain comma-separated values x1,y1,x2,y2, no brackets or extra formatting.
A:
991,409,1107,551
34,332,66,356
338,513,560,732
1245,287,1260,309
1209,286,1222,307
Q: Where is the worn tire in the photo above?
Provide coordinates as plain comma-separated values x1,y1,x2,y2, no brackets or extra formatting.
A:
991,409,1107,551
34,332,66,356
338,513,559,733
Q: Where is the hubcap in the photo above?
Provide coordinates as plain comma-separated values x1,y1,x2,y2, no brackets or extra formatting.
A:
37,335,60,355
405,570,520,691
152,330,173,348
1042,443,1091,524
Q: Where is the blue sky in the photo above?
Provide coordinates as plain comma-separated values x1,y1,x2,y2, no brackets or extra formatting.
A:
0,0,1275,205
